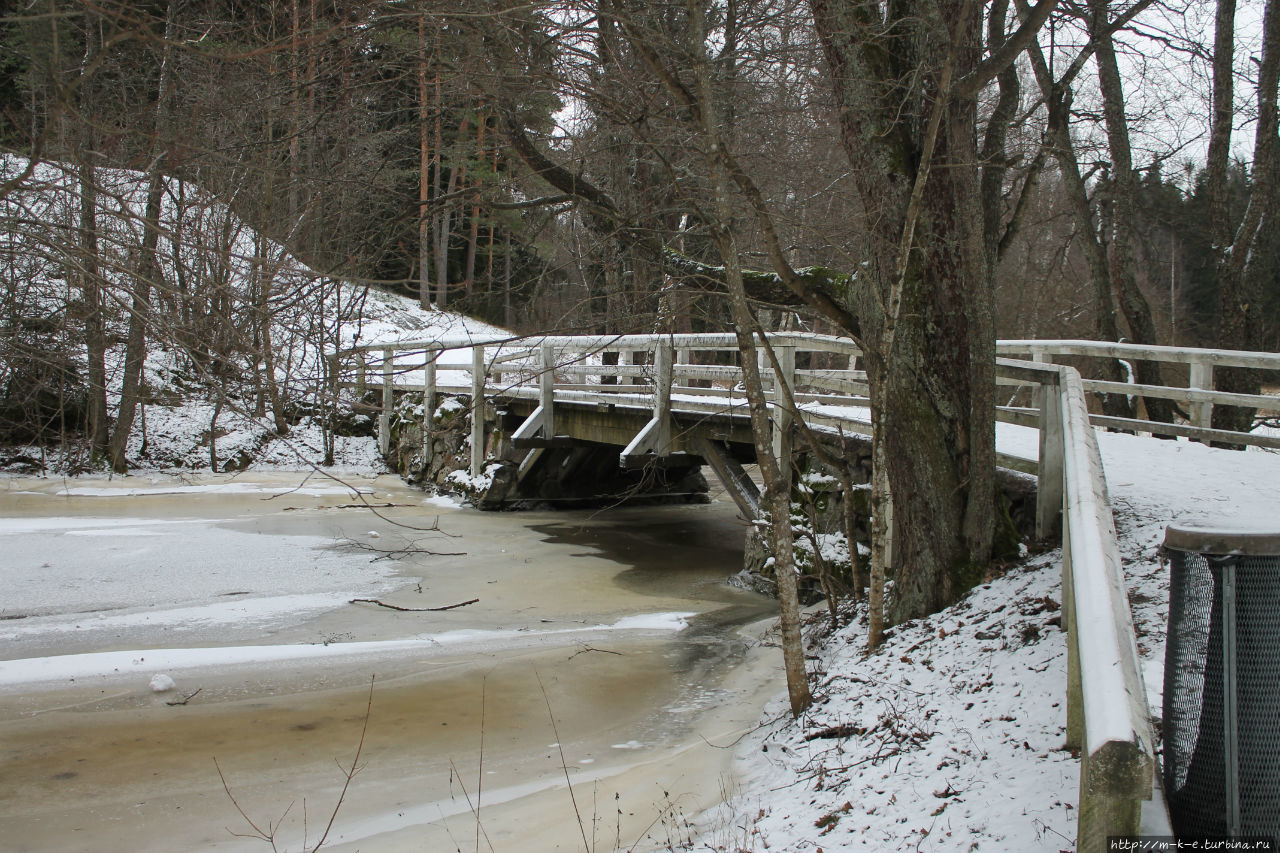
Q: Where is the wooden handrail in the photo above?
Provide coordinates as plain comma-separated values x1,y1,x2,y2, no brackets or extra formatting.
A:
1057,365,1159,850
997,339,1280,370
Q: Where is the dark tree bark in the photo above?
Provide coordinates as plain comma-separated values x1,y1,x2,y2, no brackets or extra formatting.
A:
1210,0,1279,433
689,0,810,713
417,13,433,309
74,8,109,459
499,0,1057,625
806,0,1051,621
77,165,109,457
1022,21,1136,421
1086,0,1176,424
107,0,181,472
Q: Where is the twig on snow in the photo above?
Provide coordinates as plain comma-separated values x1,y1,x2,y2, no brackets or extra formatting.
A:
166,688,203,706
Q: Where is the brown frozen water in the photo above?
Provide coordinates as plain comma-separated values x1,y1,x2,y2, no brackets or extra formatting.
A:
0,473,783,852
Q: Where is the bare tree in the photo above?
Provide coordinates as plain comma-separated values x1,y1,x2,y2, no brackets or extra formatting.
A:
1208,0,1280,432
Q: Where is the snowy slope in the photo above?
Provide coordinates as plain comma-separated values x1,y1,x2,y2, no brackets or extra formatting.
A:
711,433,1280,852
0,155,507,474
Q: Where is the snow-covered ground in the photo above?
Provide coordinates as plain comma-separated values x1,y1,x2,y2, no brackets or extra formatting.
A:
4,157,1277,847
713,429,1280,852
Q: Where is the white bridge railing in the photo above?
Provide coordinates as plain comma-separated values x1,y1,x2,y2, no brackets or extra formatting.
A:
334,333,1280,851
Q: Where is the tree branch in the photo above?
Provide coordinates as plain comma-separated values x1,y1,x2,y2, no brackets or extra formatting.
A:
350,597,479,612
500,116,860,333
957,0,1059,99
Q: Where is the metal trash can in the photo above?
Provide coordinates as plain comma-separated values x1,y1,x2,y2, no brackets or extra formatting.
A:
1163,522,1280,841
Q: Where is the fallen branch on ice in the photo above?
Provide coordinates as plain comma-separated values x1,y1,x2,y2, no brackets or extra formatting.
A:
349,597,479,612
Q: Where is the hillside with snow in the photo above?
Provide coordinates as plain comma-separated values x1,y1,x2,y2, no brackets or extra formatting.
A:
0,155,506,474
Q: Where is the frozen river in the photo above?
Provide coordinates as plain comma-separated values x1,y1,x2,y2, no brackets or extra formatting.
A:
0,472,782,852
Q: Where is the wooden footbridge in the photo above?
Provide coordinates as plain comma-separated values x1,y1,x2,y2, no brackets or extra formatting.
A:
336,332,1280,852
341,333,1278,528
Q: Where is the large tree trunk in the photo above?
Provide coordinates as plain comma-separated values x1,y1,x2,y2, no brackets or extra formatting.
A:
691,0,810,714
78,159,109,459
432,74,447,307
711,198,811,715
75,10,109,459
463,119,483,299
499,0,1054,628
810,0,1003,622
417,14,432,309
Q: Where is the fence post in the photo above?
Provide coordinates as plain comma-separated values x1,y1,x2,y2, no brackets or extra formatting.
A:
1029,350,1063,540
1189,358,1214,434
1037,390,1065,541
1062,509,1083,752
325,353,340,402
627,349,642,386
471,345,485,477
378,347,393,456
424,349,437,417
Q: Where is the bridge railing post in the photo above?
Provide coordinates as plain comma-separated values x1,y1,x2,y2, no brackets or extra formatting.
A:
772,345,796,477
378,346,394,455
422,348,437,461
471,344,486,477
424,349,437,417
1031,349,1064,541
325,353,340,400
1188,357,1213,435
655,340,673,452
539,340,555,414
626,349,640,386
677,347,692,387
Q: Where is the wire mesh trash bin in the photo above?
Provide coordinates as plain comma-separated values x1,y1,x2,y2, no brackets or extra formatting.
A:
1163,523,1280,842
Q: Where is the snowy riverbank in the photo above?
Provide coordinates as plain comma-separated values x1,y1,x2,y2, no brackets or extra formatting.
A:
702,429,1280,852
